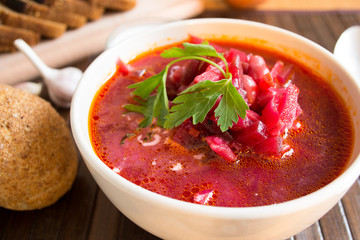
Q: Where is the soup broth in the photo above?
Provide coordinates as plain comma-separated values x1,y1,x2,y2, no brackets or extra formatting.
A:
89,39,354,207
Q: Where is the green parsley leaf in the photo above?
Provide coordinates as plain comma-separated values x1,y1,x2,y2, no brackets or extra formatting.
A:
152,82,168,126
126,41,248,132
125,96,156,127
164,80,222,128
120,133,135,145
125,69,169,127
161,42,229,78
128,69,165,99
213,78,249,132
161,42,222,59
164,78,249,131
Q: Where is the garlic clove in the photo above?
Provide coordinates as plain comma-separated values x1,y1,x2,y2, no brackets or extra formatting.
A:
14,39,83,109
44,67,83,108
14,82,43,96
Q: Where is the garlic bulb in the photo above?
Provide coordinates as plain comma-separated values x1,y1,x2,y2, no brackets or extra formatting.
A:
14,39,83,108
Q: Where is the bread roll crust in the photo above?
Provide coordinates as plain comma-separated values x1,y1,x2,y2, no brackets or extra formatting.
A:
0,84,78,210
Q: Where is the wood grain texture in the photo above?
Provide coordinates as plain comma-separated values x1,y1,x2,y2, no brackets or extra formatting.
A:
342,180,360,239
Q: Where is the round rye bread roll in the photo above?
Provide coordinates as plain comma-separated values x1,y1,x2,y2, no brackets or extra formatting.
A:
0,84,78,210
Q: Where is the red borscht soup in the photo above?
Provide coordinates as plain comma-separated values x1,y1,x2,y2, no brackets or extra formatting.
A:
89,37,354,207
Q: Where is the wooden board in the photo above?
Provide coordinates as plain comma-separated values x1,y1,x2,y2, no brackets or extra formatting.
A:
0,0,204,85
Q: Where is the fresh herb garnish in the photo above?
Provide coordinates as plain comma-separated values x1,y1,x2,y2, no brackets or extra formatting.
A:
125,41,249,132
120,133,135,145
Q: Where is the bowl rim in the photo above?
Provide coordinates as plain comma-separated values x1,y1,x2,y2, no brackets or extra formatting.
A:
71,18,360,219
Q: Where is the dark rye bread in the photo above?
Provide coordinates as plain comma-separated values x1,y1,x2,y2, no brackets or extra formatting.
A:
0,4,66,38
0,0,136,52
89,0,136,11
1,0,87,29
34,0,104,21
0,24,39,52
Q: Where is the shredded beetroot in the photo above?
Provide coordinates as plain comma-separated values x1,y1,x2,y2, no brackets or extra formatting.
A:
206,136,237,163
225,48,248,62
243,75,258,104
233,120,268,147
194,189,214,205
279,84,301,129
247,55,270,82
261,92,284,130
231,110,259,131
278,64,294,84
116,59,129,75
229,55,244,89
253,136,282,156
194,60,225,83
188,34,225,53
270,60,284,80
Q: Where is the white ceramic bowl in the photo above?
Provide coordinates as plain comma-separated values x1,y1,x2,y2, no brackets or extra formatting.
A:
70,18,360,240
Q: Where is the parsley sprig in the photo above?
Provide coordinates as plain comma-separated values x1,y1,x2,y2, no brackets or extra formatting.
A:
125,41,249,132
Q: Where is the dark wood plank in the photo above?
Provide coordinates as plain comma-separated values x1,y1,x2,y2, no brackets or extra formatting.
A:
337,12,359,29
241,11,266,23
29,193,72,240
57,160,99,240
342,179,360,240
117,214,161,240
262,12,281,27
0,208,11,239
319,202,353,240
88,190,121,240
322,13,348,44
0,210,36,240
0,193,71,240
273,13,302,34
294,222,323,240
198,9,233,18
307,14,336,51
354,14,360,25
292,13,324,47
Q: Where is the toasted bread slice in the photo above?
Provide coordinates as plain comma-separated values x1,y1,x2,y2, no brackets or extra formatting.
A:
0,4,66,38
1,0,86,29
0,24,40,52
34,0,104,20
88,0,136,11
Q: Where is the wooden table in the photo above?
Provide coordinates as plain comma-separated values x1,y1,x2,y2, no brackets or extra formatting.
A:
1,8,359,240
